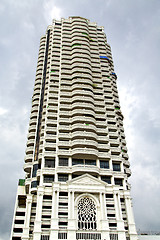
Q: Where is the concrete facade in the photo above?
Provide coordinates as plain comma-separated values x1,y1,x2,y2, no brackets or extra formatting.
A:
10,16,138,240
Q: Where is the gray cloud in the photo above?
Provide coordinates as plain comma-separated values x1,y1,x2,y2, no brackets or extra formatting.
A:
1,0,160,238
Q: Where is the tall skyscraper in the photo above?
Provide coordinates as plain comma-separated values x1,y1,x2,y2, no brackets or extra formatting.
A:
10,16,138,240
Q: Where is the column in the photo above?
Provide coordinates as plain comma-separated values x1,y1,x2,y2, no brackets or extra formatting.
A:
21,195,32,240
125,195,138,240
50,188,59,240
33,186,44,240
100,192,110,240
68,191,76,240
114,192,126,240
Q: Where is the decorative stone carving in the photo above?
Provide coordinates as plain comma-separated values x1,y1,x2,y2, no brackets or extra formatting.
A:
78,197,97,230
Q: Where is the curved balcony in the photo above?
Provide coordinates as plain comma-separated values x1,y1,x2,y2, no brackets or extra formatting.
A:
40,36,46,43
32,99,39,108
71,22,88,30
33,89,41,96
71,17,88,25
25,146,34,155
59,125,70,132
24,162,32,173
123,160,130,167
25,178,31,186
37,56,44,64
29,118,37,126
72,102,94,110
71,116,96,125
121,139,126,145
44,151,56,158
60,103,71,109
27,139,35,147
71,131,97,140
125,168,131,177
71,52,90,61
72,67,92,76
27,132,36,140
97,128,107,135
58,150,71,157
72,147,98,158
45,142,56,149
71,95,93,104
72,164,99,175
96,121,107,128
70,36,85,43
40,168,55,175
72,123,96,132
31,106,39,113
72,108,95,117
110,147,121,154
46,127,57,133
72,72,92,80
71,62,91,70
45,134,56,141
38,52,45,59
98,152,111,159
95,114,105,120
72,139,98,148
32,94,40,102
71,89,94,98
58,141,71,148
122,152,129,160
98,144,110,151
46,119,57,125
71,57,91,65
46,112,57,119
71,47,90,55
36,69,43,76
71,26,89,34
24,154,33,163
59,111,71,118
122,146,127,152
28,125,36,133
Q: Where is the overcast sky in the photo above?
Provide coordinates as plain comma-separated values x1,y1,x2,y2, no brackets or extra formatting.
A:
0,0,160,239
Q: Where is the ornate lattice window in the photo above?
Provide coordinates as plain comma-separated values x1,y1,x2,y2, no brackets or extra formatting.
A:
78,197,97,230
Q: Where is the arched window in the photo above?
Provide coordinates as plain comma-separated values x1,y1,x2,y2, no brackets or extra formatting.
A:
78,197,97,230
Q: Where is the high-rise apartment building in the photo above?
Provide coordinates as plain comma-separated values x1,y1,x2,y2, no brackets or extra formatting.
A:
10,16,138,240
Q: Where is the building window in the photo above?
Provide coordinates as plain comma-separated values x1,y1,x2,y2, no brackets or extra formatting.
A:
58,232,67,239
58,174,68,182
101,176,111,184
85,160,96,166
72,159,83,165
41,236,50,240
32,164,39,177
45,159,55,168
113,162,121,171
78,197,97,230
110,233,118,240
114,178,123,186
100,160,109,169
59,158,68,166
31,180,38,188
44,175,54,183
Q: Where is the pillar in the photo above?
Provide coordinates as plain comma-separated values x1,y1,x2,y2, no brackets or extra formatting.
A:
114,191,126,240
68,191,76,240
33,186,44,240
21,194,32,240
125,195,138,240
100,192,110,240
50,188,59,240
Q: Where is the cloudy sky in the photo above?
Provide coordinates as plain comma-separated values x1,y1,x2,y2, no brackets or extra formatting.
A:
0,0,160,239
